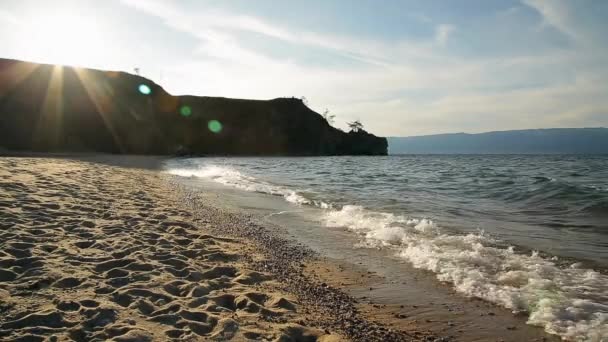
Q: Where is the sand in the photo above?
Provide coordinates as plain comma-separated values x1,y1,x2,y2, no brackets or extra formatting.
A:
0,156,424,341
0,157,343,341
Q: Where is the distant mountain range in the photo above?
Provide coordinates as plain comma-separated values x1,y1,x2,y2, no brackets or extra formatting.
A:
388,128,608,154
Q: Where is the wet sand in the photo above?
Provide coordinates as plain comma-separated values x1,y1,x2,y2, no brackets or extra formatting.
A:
0,156,428,341
171,171,560,342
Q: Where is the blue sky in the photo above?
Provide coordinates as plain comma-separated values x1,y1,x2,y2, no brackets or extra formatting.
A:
1,0,607,136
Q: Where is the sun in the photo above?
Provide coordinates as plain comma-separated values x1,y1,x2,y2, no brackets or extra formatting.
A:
22,10,105,67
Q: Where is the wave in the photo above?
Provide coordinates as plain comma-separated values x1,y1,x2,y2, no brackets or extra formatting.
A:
532,176,556,183
324,205,608,341
166,166,330,208
493,178,608,219
167,164,607,341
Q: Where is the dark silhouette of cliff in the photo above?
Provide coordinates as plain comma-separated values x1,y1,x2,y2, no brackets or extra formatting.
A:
389,128,608,154
0,58,387,156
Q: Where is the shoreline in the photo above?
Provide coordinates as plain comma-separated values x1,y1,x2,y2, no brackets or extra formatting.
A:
168,167,562,342
0,156,428,341
168,179,439,341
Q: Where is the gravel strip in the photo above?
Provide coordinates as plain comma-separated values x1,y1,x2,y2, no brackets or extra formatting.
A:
169,179,445,342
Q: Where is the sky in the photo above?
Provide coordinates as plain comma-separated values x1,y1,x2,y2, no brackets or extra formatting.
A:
0,0,607,136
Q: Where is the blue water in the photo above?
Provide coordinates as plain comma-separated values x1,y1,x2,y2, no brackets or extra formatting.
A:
165,155,608,341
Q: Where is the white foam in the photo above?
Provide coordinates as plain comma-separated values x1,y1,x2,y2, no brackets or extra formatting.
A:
323,205,608,341
587,185,608,192
166,166,328,208
167,165,607,341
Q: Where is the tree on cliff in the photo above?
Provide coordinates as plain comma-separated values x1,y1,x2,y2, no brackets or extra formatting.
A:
347,120,364,132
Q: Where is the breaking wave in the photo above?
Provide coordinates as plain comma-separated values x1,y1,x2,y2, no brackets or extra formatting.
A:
166,166,329,208
167,163,608,341
324,205,608,341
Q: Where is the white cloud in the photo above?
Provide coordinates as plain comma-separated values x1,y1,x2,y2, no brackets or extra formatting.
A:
435,24,455,46
521,0,590,45
119,0,608,136
338,75,608,136
0,8,19,26
121,0,378,65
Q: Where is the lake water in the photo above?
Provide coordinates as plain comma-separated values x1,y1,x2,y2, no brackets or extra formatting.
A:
165,155,608,341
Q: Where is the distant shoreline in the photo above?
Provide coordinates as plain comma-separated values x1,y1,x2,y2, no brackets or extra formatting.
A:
389,127,608,154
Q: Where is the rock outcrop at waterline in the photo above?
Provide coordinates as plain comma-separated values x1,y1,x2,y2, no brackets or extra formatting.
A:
0,58,387,156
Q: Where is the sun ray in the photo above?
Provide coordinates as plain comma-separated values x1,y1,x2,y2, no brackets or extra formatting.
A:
0,60,40,99
73,68,126,153
33,65,64,150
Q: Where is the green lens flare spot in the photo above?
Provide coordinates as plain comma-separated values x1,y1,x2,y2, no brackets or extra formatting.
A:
180,105,192,117
208,120,222,133
138,84,151,95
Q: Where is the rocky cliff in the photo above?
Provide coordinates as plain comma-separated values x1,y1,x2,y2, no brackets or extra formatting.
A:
0,58,387,156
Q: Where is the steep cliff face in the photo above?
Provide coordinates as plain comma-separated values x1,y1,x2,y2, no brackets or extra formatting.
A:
0,58,387,156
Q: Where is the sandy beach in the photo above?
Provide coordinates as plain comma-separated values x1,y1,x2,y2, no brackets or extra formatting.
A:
2,2,607,340
0,156,429,341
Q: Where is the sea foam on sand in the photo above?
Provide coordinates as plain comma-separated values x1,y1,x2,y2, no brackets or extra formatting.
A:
167,166,329,208
168,164,608,341
325,205,608,342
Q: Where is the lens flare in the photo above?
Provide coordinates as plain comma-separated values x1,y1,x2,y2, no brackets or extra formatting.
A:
138,84,151,95
208,120,222,133
180,105,192,117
